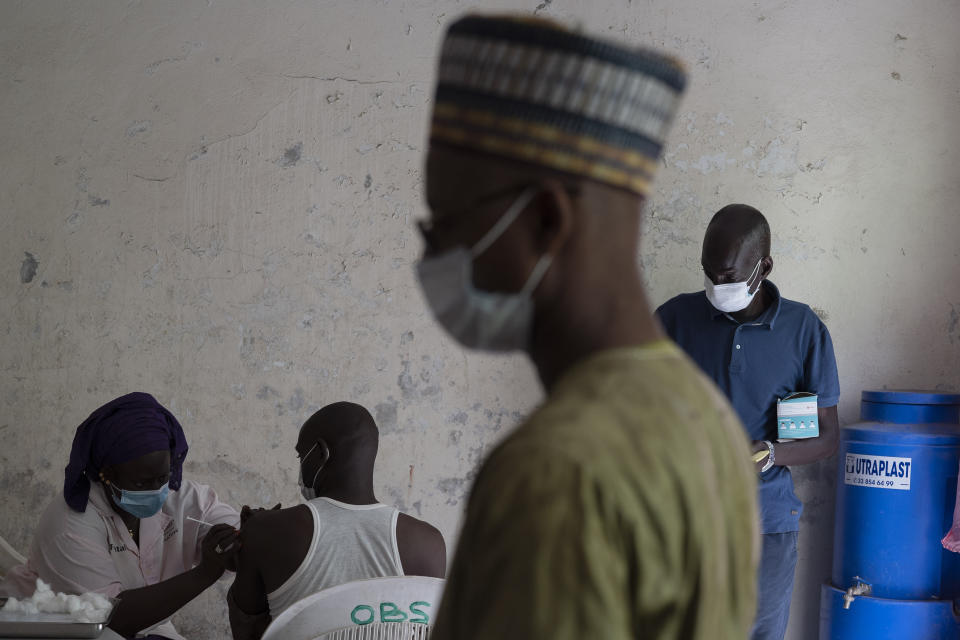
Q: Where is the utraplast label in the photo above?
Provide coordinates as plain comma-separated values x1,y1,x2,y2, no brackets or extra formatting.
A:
844,453,912,490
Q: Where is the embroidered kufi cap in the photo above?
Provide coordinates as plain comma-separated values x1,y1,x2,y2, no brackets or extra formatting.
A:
430,14,688,195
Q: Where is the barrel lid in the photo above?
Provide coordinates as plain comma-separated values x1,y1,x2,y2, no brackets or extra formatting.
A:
861,389,960,405
843,421,960,445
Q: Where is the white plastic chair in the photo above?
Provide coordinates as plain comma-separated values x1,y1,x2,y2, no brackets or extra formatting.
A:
261,576,445,640
0,533,26,579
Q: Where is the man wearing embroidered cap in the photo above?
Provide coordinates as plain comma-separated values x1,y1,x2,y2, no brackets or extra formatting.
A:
416,14,758,639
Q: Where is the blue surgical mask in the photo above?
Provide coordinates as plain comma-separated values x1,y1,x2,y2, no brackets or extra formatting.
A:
110,483,170,519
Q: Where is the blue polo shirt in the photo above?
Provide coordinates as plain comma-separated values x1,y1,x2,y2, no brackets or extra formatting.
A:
656,281,840,534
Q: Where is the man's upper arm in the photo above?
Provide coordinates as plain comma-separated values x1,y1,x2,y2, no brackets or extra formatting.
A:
805,320,840,407
228,518,273,640
231,520,268,615
817,404,840,455
396,513,446,578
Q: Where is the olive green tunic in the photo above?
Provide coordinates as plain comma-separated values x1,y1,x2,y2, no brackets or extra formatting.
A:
433,341,758,639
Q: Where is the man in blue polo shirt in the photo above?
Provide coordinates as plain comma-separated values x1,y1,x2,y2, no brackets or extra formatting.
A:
656,204,840,640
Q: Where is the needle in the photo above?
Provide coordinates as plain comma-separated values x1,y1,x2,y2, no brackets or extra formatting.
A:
187,516,238,532
187,516,221,527
188,516,239,554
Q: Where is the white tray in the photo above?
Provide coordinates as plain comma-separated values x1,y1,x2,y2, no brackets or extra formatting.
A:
0,598,116,638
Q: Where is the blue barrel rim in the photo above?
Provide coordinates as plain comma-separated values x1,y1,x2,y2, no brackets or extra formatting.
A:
862,390,960,405
842,421,960,445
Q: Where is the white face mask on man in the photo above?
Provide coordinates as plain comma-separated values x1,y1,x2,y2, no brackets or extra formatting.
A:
415,187,553,352
298,440,327,501
703,258,763,313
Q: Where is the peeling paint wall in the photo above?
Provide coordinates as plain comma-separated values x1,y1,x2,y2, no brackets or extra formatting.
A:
1,2,958,638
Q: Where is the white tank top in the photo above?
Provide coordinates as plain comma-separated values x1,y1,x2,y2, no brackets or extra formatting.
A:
266,497,404,617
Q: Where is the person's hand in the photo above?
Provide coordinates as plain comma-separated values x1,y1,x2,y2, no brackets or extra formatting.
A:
199,523,240,580
751,440,770,473
240,503,281,527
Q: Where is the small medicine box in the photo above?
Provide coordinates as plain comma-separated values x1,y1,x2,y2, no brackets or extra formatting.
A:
777,392,819,439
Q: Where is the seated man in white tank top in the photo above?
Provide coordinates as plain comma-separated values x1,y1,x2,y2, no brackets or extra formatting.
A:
227,402,446,640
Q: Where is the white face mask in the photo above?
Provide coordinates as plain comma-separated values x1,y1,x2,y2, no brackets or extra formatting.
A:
298,441,326,501
416,187,553,352
704,258,763,313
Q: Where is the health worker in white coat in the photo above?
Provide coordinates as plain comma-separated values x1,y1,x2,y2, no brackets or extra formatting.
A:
1,392,242,640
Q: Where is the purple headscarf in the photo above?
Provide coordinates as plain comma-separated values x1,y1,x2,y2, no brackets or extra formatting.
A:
63,392,189,512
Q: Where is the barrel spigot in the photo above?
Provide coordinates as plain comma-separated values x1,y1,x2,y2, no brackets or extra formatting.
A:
842,577,871,609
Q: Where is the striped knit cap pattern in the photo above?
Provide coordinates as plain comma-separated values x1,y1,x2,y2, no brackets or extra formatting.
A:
430,14,688,196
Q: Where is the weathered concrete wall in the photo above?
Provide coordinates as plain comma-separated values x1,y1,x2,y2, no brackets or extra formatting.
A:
1,2,958,638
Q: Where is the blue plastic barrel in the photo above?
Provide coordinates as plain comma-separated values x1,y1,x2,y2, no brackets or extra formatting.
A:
861,389,960,425
820,584,960,639
832,390,960,600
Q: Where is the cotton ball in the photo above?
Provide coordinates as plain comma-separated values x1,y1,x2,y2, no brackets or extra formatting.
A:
36,600,58,613
43,592,71,613
75,606,108,624
79,598,109,624
71,592,111,623
80,592,111,609
36,595,63,613
74,610,94,623
7,577,113,623
33,591,57,612
66,596,85,614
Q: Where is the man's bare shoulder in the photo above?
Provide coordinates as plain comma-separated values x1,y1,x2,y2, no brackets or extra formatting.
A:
238,504,316,593
396,512,443,542
396,512,446,578
240,504,312,551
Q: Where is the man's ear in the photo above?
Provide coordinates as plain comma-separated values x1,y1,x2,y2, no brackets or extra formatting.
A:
99,467,115,485
761,256,774,279
751,256,773,294
316,439,331,468
533,178,575,256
